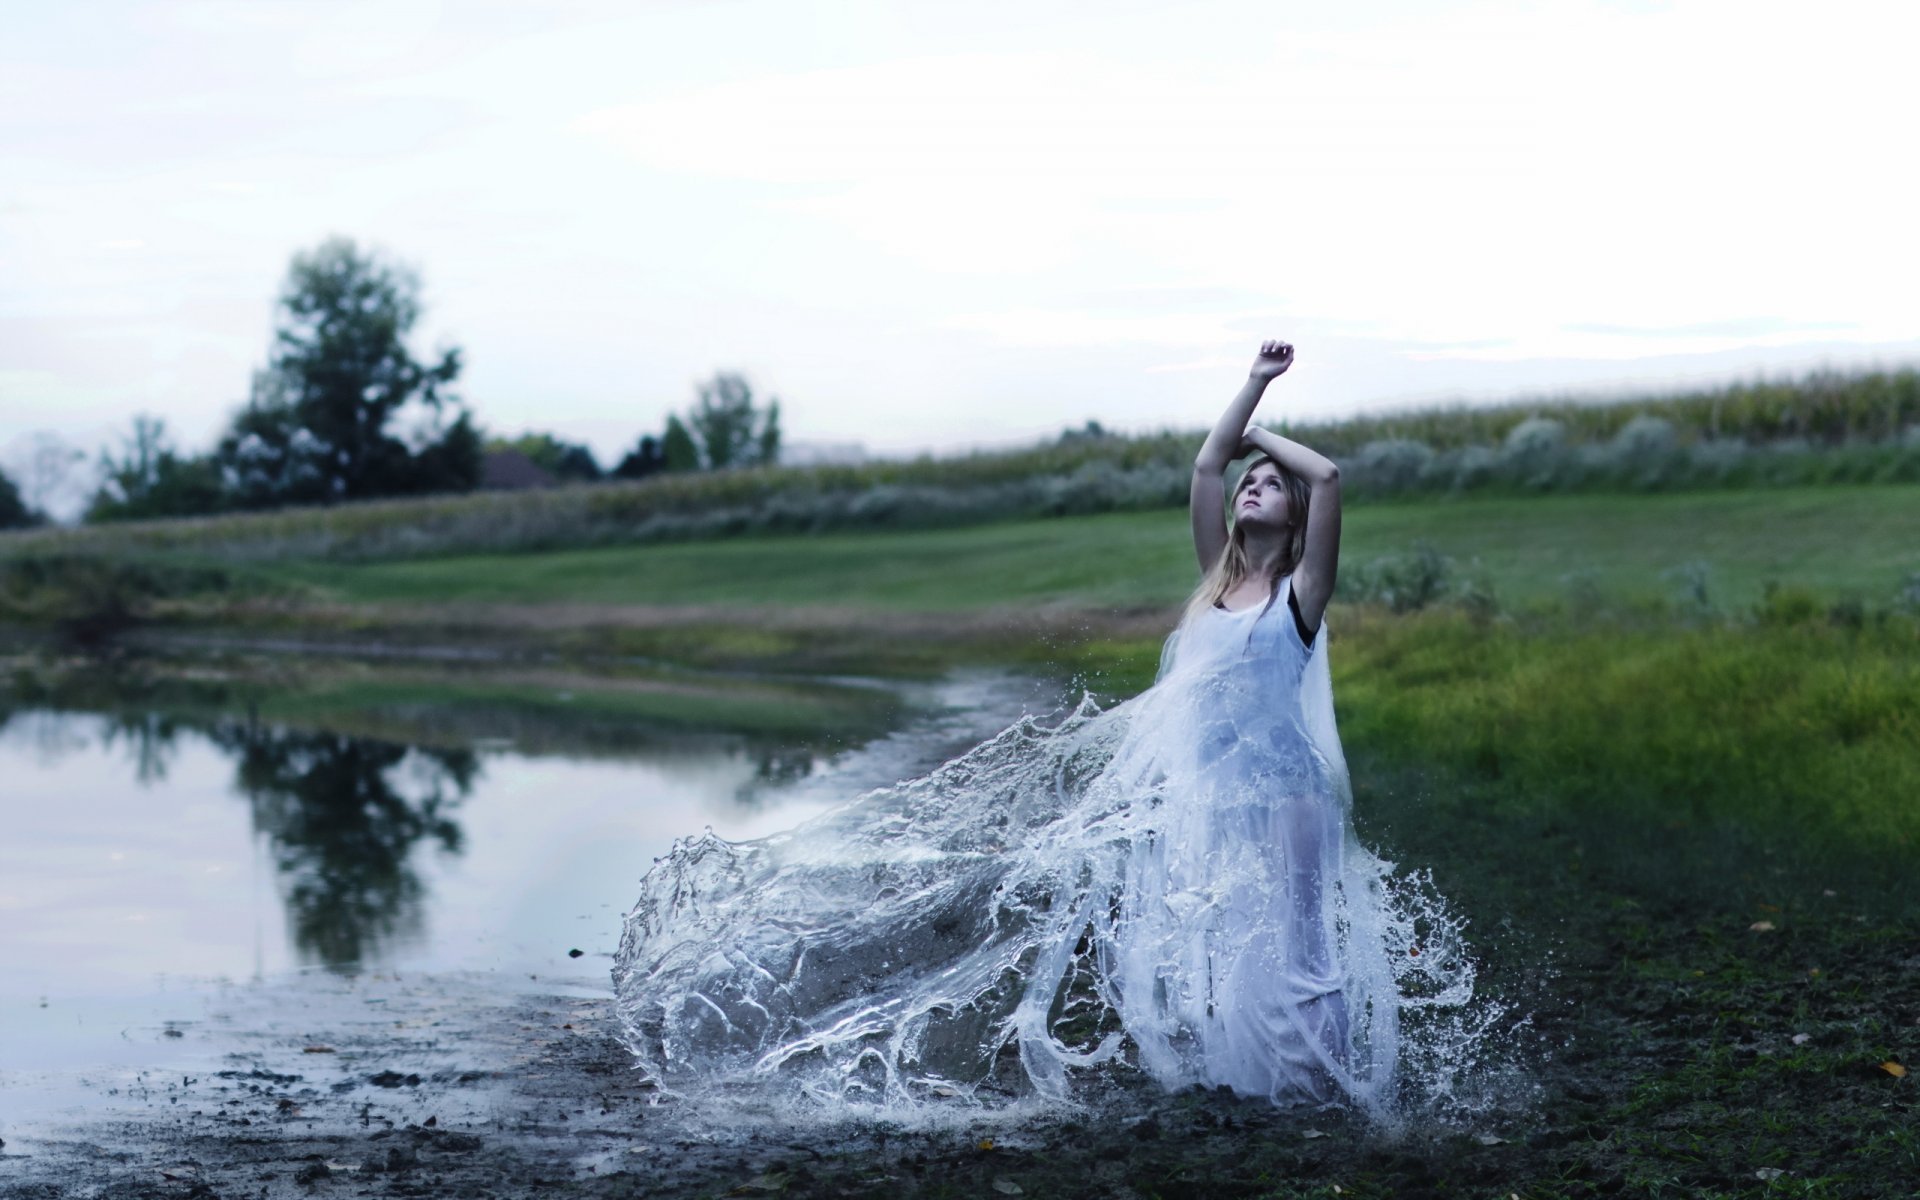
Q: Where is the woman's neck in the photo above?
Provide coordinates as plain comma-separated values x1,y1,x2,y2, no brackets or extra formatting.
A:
1241,530,1288,581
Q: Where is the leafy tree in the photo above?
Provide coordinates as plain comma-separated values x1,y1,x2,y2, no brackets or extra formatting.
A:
486,432,601,482
407,409,484,495
1057,419,1110,444
210,722,474,968
685,372,781,469
661,415,701,472
87,415,226,522
612,434,667,481
218,237,475,506
0,465,34,529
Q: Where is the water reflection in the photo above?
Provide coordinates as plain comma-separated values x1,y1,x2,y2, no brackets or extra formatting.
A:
0,700,844,976
212,723,477,968
0,669,1039,993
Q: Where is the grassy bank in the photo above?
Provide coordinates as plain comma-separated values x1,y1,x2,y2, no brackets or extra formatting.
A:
258,484,1920,614
1322,611,1920,1197
1,652,905,754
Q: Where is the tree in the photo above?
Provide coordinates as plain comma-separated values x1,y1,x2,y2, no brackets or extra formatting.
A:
87,415,226,522
661,415,701,472
612,434,667,481
685,372,781,469
0,465,34,529
218,237,474,506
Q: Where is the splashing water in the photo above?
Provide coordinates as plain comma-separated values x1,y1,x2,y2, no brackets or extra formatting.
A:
614,583,1519,1122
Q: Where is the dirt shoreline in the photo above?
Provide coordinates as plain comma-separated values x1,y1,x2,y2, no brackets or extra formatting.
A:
7,917,1916,1198
1,968,1520,1200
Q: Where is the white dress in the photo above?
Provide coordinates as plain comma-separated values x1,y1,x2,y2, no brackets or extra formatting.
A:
613,575,1468,1112
1100,577,1353,1102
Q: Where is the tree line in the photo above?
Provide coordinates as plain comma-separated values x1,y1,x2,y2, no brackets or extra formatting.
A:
0,237,782,528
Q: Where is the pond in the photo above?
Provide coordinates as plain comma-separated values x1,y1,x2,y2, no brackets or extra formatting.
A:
0,666,1049,1139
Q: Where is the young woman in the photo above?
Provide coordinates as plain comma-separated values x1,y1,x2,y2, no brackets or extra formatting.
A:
1095,338,1363,1103
615,341,1461,1112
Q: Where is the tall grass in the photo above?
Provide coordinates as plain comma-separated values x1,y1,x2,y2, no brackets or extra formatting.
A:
4,368,1915,565
1334,607,1920,861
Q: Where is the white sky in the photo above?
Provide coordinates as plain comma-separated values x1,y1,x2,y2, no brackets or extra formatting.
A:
5,0,1919,500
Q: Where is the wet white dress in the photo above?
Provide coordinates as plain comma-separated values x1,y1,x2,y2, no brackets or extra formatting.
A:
614,575,1468,1112
1098,576,1353,1102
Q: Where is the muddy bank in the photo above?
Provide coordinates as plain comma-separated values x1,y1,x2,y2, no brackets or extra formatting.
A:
0,968,1503,1200
7,903,1915,1200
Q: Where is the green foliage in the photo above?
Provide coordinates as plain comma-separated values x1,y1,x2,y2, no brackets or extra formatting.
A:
486,431,601,482
1340,540,1456,613
87,415,227,522
217,236,476,506
661,415,700,473
13,364,1920,564
1335,608,1920,855
0,466,34,529
0,553,243,646
685,371,781,468
613,434,667,480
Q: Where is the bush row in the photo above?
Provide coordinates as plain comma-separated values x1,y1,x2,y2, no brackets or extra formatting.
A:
4,370,1916,564
1342,415,1920,496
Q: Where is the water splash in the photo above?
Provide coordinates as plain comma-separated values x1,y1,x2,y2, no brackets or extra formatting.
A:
615,599,1522,1123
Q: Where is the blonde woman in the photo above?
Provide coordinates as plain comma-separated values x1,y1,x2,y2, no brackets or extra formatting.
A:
618,341,1466,1112
1094,338,1366,1102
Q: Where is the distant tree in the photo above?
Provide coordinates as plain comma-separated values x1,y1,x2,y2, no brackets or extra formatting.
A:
0,465,34,529
612,434,667,481
486,432,601,483
1057,419,1110,444
217,237,474,507
407,409,484,495
87,415,226,522
685,372,781,469
661,415,701,472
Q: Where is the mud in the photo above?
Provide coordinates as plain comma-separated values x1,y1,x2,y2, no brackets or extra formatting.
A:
7,902,1914,1200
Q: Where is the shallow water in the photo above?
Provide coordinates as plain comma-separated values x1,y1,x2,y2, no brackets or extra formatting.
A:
0,669,1046,1135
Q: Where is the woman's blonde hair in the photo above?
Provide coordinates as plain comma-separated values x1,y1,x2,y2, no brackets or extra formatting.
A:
1181,453,1312,626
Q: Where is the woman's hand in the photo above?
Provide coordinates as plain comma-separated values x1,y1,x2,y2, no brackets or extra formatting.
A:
1249,339,1295,382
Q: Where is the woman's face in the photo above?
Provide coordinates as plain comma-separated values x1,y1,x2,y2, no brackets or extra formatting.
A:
1235,461,1293,529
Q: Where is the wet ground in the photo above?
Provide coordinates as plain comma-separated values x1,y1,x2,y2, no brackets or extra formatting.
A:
4,657,1916,1198
8,890,1914,1199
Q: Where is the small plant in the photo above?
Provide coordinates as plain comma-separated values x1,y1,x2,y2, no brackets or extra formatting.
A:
1895,570,1920,615
1347,541,1452,613
1755,580,1824,626
1661,560,1715,620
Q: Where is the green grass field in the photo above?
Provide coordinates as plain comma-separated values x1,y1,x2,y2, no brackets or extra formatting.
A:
262,484,1920,614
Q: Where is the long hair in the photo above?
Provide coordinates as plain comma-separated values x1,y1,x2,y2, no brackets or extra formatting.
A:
1180,453,1312,626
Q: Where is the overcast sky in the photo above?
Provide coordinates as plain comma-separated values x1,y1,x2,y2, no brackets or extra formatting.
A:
5,0,1918,504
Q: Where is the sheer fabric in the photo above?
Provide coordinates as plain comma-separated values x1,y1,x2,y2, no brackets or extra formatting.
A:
614,575,1459,1111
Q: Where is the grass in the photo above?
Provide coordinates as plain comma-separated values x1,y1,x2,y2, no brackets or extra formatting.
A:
5,367,1914,567
1,654,904,751
255,484,1920,614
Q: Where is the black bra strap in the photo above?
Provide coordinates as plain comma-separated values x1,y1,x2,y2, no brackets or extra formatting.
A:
1286,584,1318,647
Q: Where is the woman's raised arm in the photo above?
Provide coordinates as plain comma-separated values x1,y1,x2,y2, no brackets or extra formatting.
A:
1191,340,1294,572
1244,424,1341,632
